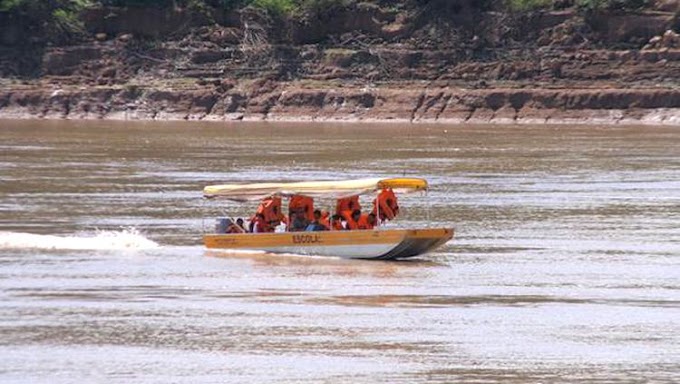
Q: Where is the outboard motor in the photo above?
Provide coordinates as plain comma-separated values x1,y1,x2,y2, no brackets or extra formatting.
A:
215,217,231,234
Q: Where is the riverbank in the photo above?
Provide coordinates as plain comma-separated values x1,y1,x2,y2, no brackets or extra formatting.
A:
1,1,679,125
2,82,679,125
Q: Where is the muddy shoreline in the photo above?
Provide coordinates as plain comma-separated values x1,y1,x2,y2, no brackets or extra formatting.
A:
1,85,678,125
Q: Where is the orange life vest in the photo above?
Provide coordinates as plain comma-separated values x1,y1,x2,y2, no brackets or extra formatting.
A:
336,196,361,216
386,189,399,216
330,219,344,231
357,214,374,230
251,216,269,233
372,188,399,221
319,211,330,230
289,195,314,222
341,210,359,230
256,197,283,226
288,195,314,222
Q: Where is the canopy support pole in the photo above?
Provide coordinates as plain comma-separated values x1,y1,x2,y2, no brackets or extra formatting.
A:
376,190,380,229
202,199,206,233
426,190,431,227
329,202,333,231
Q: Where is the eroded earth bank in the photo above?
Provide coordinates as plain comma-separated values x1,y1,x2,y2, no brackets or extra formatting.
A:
1,0,679,124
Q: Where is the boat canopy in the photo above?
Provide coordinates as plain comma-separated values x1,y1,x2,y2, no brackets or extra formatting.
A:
203,178,428,201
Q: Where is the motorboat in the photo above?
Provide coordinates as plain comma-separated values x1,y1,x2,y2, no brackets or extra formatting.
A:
202,178,453,260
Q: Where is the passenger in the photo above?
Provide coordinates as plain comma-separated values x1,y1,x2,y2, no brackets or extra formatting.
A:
251,213,268,233
357,212,377,230
268,204,287,230
319,210,331,230
289,212,310,232
369,213,377,228
385,189,399,217
235,218,247,233
289,195,314,222
226,218,246,234
372,188,399,222
305,210,328,231
343,209,361,230
252,197,285,232
256,196,284,226
339,210,353,228
336,195,361,216
372,192,394,221
330,214,344,231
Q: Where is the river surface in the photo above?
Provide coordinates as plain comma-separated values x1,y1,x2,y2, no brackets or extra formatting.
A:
0,119,679,383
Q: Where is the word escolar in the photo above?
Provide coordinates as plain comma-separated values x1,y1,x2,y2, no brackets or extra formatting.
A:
292,234,322,244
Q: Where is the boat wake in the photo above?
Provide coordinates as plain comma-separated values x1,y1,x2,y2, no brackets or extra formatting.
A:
0,228,160,251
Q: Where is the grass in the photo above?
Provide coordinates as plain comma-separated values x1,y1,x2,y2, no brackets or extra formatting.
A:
506,0,552,12
250,0,295,15
576,0,649,11
505,0,649,12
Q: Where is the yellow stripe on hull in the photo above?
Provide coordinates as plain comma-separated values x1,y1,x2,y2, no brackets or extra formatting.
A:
203,228,453,260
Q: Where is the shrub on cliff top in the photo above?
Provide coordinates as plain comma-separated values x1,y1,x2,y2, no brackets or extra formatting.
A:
506,0,552,11
1,0,91,12
0,0,92,44
250,0,295,15
98,0,250,8
98,0,176,7
577,0,649,10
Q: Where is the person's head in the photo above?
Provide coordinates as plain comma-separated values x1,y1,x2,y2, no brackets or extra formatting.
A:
368,213,376,225
352,209,361,220
313,209,321,220
331,214,341,222
236,218,244,226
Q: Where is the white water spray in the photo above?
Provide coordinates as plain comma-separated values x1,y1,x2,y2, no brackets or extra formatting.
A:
0,228,160,251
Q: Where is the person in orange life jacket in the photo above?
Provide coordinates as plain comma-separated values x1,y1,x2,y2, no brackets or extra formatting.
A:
336,195,361,216
306,210,328,231
269,204,287,229
256,196,285,227
250,213,269,233
253,197,272,228
343,209,362,230
289,195,314,222
318,210,331,230
357,212,377,230
289,211,309,232
372,188,399,222
330,214,344,230
385,189,399,216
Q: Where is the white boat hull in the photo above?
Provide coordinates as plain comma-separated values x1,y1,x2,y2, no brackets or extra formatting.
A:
203,228,453,260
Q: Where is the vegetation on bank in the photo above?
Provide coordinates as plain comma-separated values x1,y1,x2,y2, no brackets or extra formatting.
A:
506,0,648,11
0,0,663,45
0,0,348,16
0,0,656,16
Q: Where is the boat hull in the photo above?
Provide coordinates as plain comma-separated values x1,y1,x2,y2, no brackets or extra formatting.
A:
203,228,453,260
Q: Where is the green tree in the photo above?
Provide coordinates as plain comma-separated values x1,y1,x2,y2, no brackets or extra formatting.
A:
0,0,93,44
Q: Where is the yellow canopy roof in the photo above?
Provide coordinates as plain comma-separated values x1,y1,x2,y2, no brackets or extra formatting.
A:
203,177,428,201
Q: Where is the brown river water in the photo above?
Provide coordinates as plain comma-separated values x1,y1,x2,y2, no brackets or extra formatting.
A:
0,119,679,383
